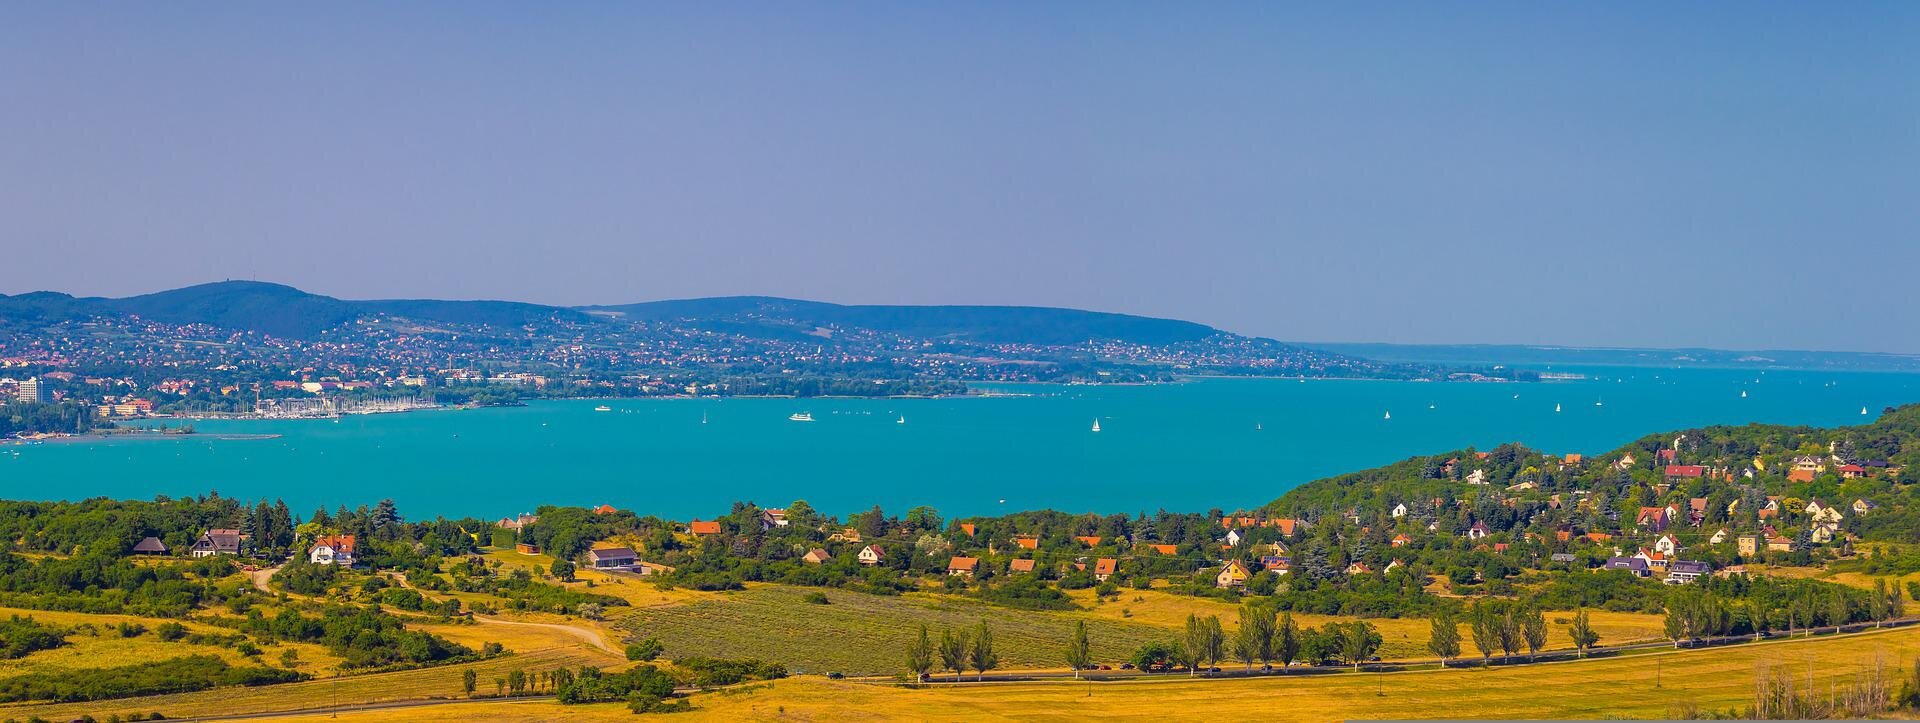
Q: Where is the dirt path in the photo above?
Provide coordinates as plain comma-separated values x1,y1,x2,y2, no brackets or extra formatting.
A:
247,564,282,593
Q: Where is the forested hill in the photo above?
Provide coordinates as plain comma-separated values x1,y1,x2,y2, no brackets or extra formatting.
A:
583,296,1217,346
1265,404,1920,542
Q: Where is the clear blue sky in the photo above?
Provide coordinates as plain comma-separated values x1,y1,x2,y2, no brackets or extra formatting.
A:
3,3,1916,352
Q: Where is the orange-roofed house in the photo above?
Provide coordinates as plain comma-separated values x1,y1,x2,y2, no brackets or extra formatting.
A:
1075,536,1102,547
948,556,979,577
1008,558,1036,574
1391,534,1413,548
688,520,722,537
1094,557,1118,581
1788,468,1816,483
1148,543,1179,555
309,535,357,567
959,523,976,537
801,548,832,565
1012,535,1039,550
592,504,618,515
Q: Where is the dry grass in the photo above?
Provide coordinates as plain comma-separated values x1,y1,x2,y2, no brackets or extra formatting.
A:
0,605,345,675
175,623,1920,722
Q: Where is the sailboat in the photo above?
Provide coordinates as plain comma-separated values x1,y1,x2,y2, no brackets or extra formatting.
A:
1255,422,1263,431
1741,390,1748,398
1383,411,1392,420
701,411,709,424
897,415,906,425
1554,403,1562,413
1091,418,1101,433
1862,406,1870,415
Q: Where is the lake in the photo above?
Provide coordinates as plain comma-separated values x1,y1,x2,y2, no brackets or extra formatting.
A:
3,366,1916,521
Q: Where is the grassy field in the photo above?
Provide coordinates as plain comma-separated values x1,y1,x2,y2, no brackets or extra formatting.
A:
195,623,1920,722
0,605,346,676
614,585,1173,675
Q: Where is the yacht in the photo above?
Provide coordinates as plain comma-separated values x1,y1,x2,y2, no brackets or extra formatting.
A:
593,405,612,412
789,412,815,422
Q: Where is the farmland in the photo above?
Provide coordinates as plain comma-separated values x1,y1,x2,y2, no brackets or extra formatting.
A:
170,622,1920,722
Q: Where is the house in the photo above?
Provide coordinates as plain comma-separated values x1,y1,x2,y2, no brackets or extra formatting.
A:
1688,498,1710,525
1267,518,1302,536
1792,455,1824,472
801,548,832,565
1148,543,1179,555
1738,535,1760,557
1466,522,1491,540
1584,532,1614,545
688,520,722,537
1614,452,1637,471
1008,558,1036,574
515,543,541,555
635,561,674,576
1635,507,1670,533
947,556,979,577
131,537,167,555
592,504,618,515
1223,530,1243,546
1391,503,1409,519
1811,525,1836,544
1563,453,1583,466
1094,558,1118,581
1710,528,1731,545
1666,560,1711,584
586,546,637,570
1653,534,1682,556
496,513,539,531
1788,469,1816,483
1767,535,1794,552
1215,560,1251,589
1550,553,1578,564
1663,465,1705,481
1465,469,1488,485
309,535,357,567
1808,502,1845,525
1384,559,1403,574
1839,464,1868,479
1075,536,1103,547
828,528,863,543
1262,542,1290,556
858,545,885,566
1657,449,1676,463
959,523,976,537
1853,499,1879,516
760,509,789,529
1259,556,1292,573
1391,533,1413,548
190,529,244,558
1633,548,1669,571
1604,557,1652,577
1346,562,1373,575
1012,535,1040,551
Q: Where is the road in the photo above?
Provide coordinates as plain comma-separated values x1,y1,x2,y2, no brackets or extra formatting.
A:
387,571,619,656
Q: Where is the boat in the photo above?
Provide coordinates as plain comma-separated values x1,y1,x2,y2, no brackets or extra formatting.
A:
1741,390,1748,398
1383,411,1391,420
1862,407,1870,415
789,412,814,422
1595,400,1604,407
1254,422,1262,431
701,411,708,424
897,415,906,425
1091,418,1101,433
593,405,612,412
1554,403,1561,413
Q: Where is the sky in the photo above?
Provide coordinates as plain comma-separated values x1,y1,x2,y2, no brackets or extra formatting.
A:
2,3,1917,353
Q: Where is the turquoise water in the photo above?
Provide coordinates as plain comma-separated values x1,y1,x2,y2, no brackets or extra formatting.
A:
2,367,1916,520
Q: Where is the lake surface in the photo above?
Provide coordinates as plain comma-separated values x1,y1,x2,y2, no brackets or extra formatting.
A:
3,367,1916,521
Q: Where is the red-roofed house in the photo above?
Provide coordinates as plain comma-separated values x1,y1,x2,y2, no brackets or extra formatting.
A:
947,556,979,577
1093,558,1117,581
309,535,357,567
858,545,885,566
688,520,722,537
1008,558,1036,574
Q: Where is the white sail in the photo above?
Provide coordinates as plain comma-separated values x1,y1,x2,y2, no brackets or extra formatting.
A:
1091,418,1101,432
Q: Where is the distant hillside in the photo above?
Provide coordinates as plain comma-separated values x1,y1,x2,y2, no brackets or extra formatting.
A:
1313,342,1920,374
1,281,597,338
586,296,1218,346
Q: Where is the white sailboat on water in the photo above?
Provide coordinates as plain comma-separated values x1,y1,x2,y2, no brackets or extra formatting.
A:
1091,418,1101,433
1383,410,1392,420
701,411,708,424
1554,403,1562,413
897,415,906,425
1862,406,1870,415
1741,390,1748,398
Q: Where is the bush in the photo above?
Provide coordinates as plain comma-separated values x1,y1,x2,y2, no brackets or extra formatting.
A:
625,638,663,662
0,616,67,659
801,591,830,605
0,654,302,703
154,622,187,642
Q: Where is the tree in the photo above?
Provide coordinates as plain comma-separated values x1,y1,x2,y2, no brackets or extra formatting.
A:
1234,604,1275,670
907,624,934,683
1470,601,1497,665
462,667,477,695
969,619,998,681
1065,620,1091,679
550,559,575,582
1427,609,1461,668
1568,609,1600,658
939,628,969,682
1201,615,1225,672
1520,606,1547,661
1339,621,1382,671
1276,611,1301,668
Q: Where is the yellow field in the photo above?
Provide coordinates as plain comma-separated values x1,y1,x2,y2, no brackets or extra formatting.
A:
0,605,345,675
182,623,1920,722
